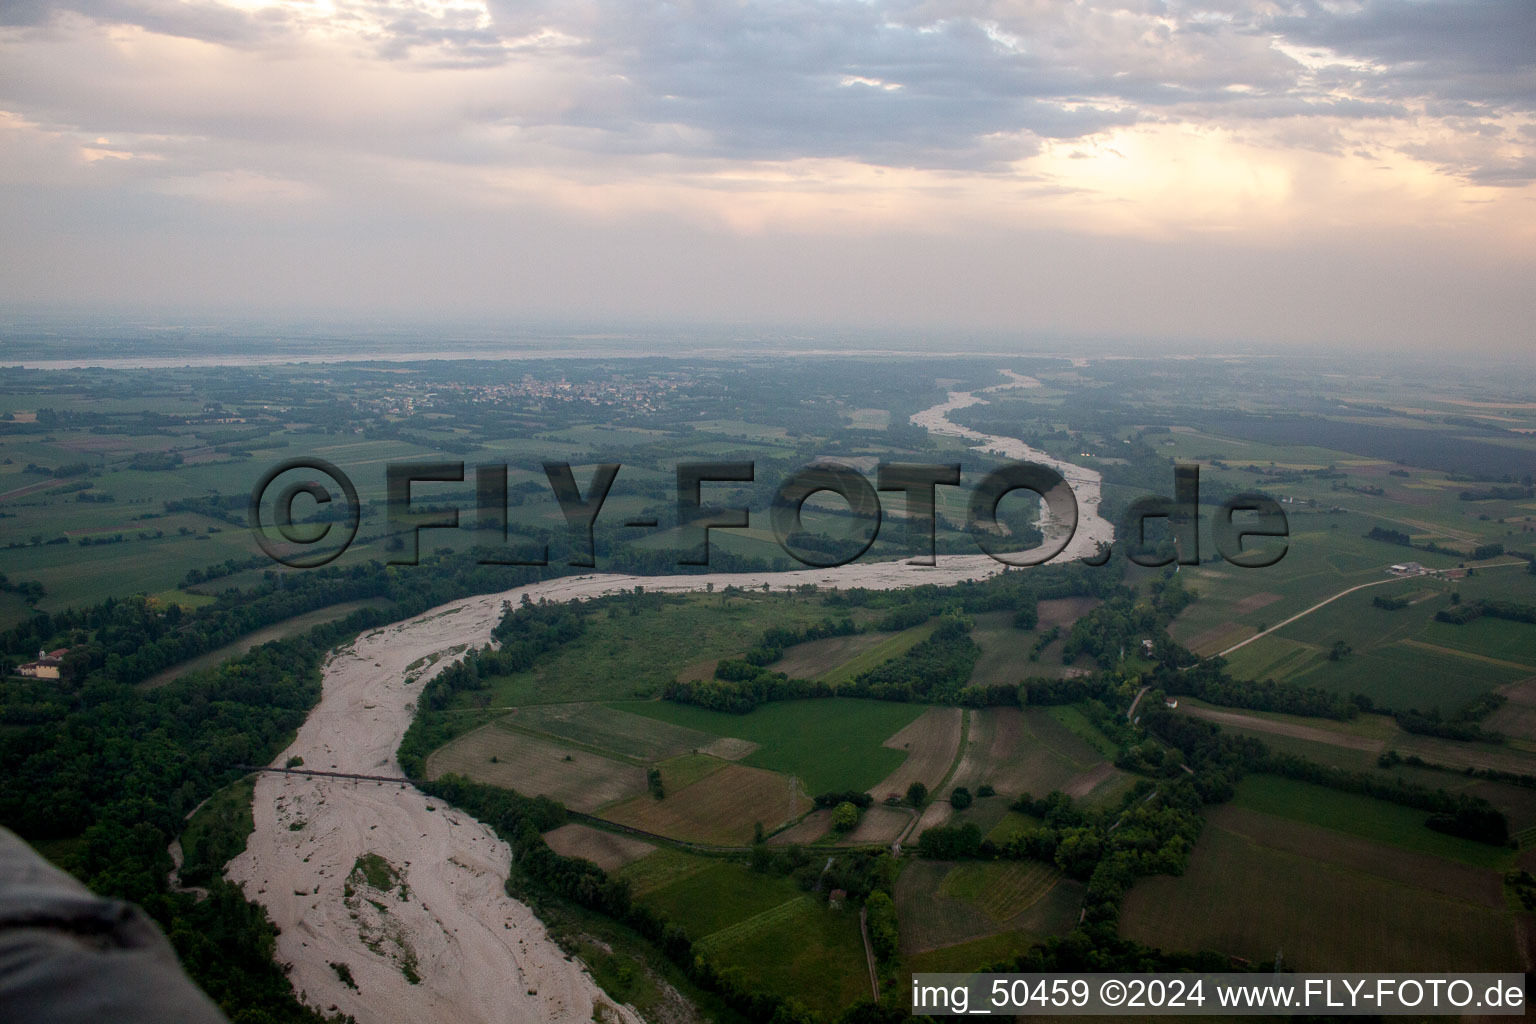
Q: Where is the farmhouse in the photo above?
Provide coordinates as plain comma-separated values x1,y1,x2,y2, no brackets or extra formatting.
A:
1387,562,1427,576
16,648,67,680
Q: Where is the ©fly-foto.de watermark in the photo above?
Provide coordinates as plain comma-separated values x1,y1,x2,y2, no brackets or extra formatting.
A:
247,458,1289,571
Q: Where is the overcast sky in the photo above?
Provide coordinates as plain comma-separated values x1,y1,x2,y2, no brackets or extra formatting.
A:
0,0,1532,350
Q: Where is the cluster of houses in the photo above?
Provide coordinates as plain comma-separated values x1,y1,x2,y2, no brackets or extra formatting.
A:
1386,561,1464,580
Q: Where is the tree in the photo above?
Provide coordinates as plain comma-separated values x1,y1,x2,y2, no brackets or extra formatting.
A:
864,891,898,960
831,801,859,832
906,781,928,807
949,786,973,809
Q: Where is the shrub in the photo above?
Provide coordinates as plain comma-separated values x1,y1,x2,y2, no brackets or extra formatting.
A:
831,801,859,832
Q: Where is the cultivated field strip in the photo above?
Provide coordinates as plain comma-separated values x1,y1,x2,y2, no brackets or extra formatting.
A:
425,722,646,813
1120,821,1520,971
602,762,811,845
894,858,1080,956
542,824,655,872
868,706,964,800
502,702,719,762
694,896,816,955
939,860,1062,922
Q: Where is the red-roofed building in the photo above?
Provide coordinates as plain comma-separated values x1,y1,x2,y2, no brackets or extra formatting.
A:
16,648,67,680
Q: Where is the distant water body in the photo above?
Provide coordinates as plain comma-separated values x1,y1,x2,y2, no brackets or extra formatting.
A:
0,345,1073,371
0,314,1172,369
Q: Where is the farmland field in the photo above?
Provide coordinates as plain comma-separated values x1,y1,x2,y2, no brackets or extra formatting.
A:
984,810,1038,844
867,706,964,802
462,593,853,707
633,857,806,939
425,722,645,813
498,702,722,763
903,931,1042,975
817,619,940,686
703,897,868,1017
895,859,1082,955
1175,702,1536,829
1214,805,1504,906
769,808,833,845
769,631,896,679
1231,775,1513,868
1487,677,1536,743
958,707,1116,802
1120,809,1520,971
601,762,810,844
967,611,1082,687
651,752,730,791
619,845,870,1016
1035,596,1101,629
611,697,926,794
616,847,713,897
1208,562,1535,714
1042,705,1120,762
938,860,1063,922
542,824,655,871
838,804,912,845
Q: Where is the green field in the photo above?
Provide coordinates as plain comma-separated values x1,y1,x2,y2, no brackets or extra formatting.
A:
618,849,868,1017
817,619,938,686
894,858,1082,957
1043,705,1119,760
464,593,856,707
498,703,718,763
967,610,1077,685
1227,637,1529,715
992,810,1052,847
616,847,714,896
705,896,869,1016
1120,808,1519,971
902,931,1042,975
1178,700,1536,831
938,860,1062,922
1231,775,1512,868
611,698,925,794
1212,563,1535,714
633,857,806,939
1169,511,1462,653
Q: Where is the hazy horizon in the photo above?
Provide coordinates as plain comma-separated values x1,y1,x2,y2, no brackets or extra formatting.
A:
2,0,1533,351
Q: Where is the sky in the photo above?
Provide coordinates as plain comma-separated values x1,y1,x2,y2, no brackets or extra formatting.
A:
0,0,1533,350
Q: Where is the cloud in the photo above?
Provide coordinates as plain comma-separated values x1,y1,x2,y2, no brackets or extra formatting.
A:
0,0,1531,346
1269,0,1536,108
4,0,1531,177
